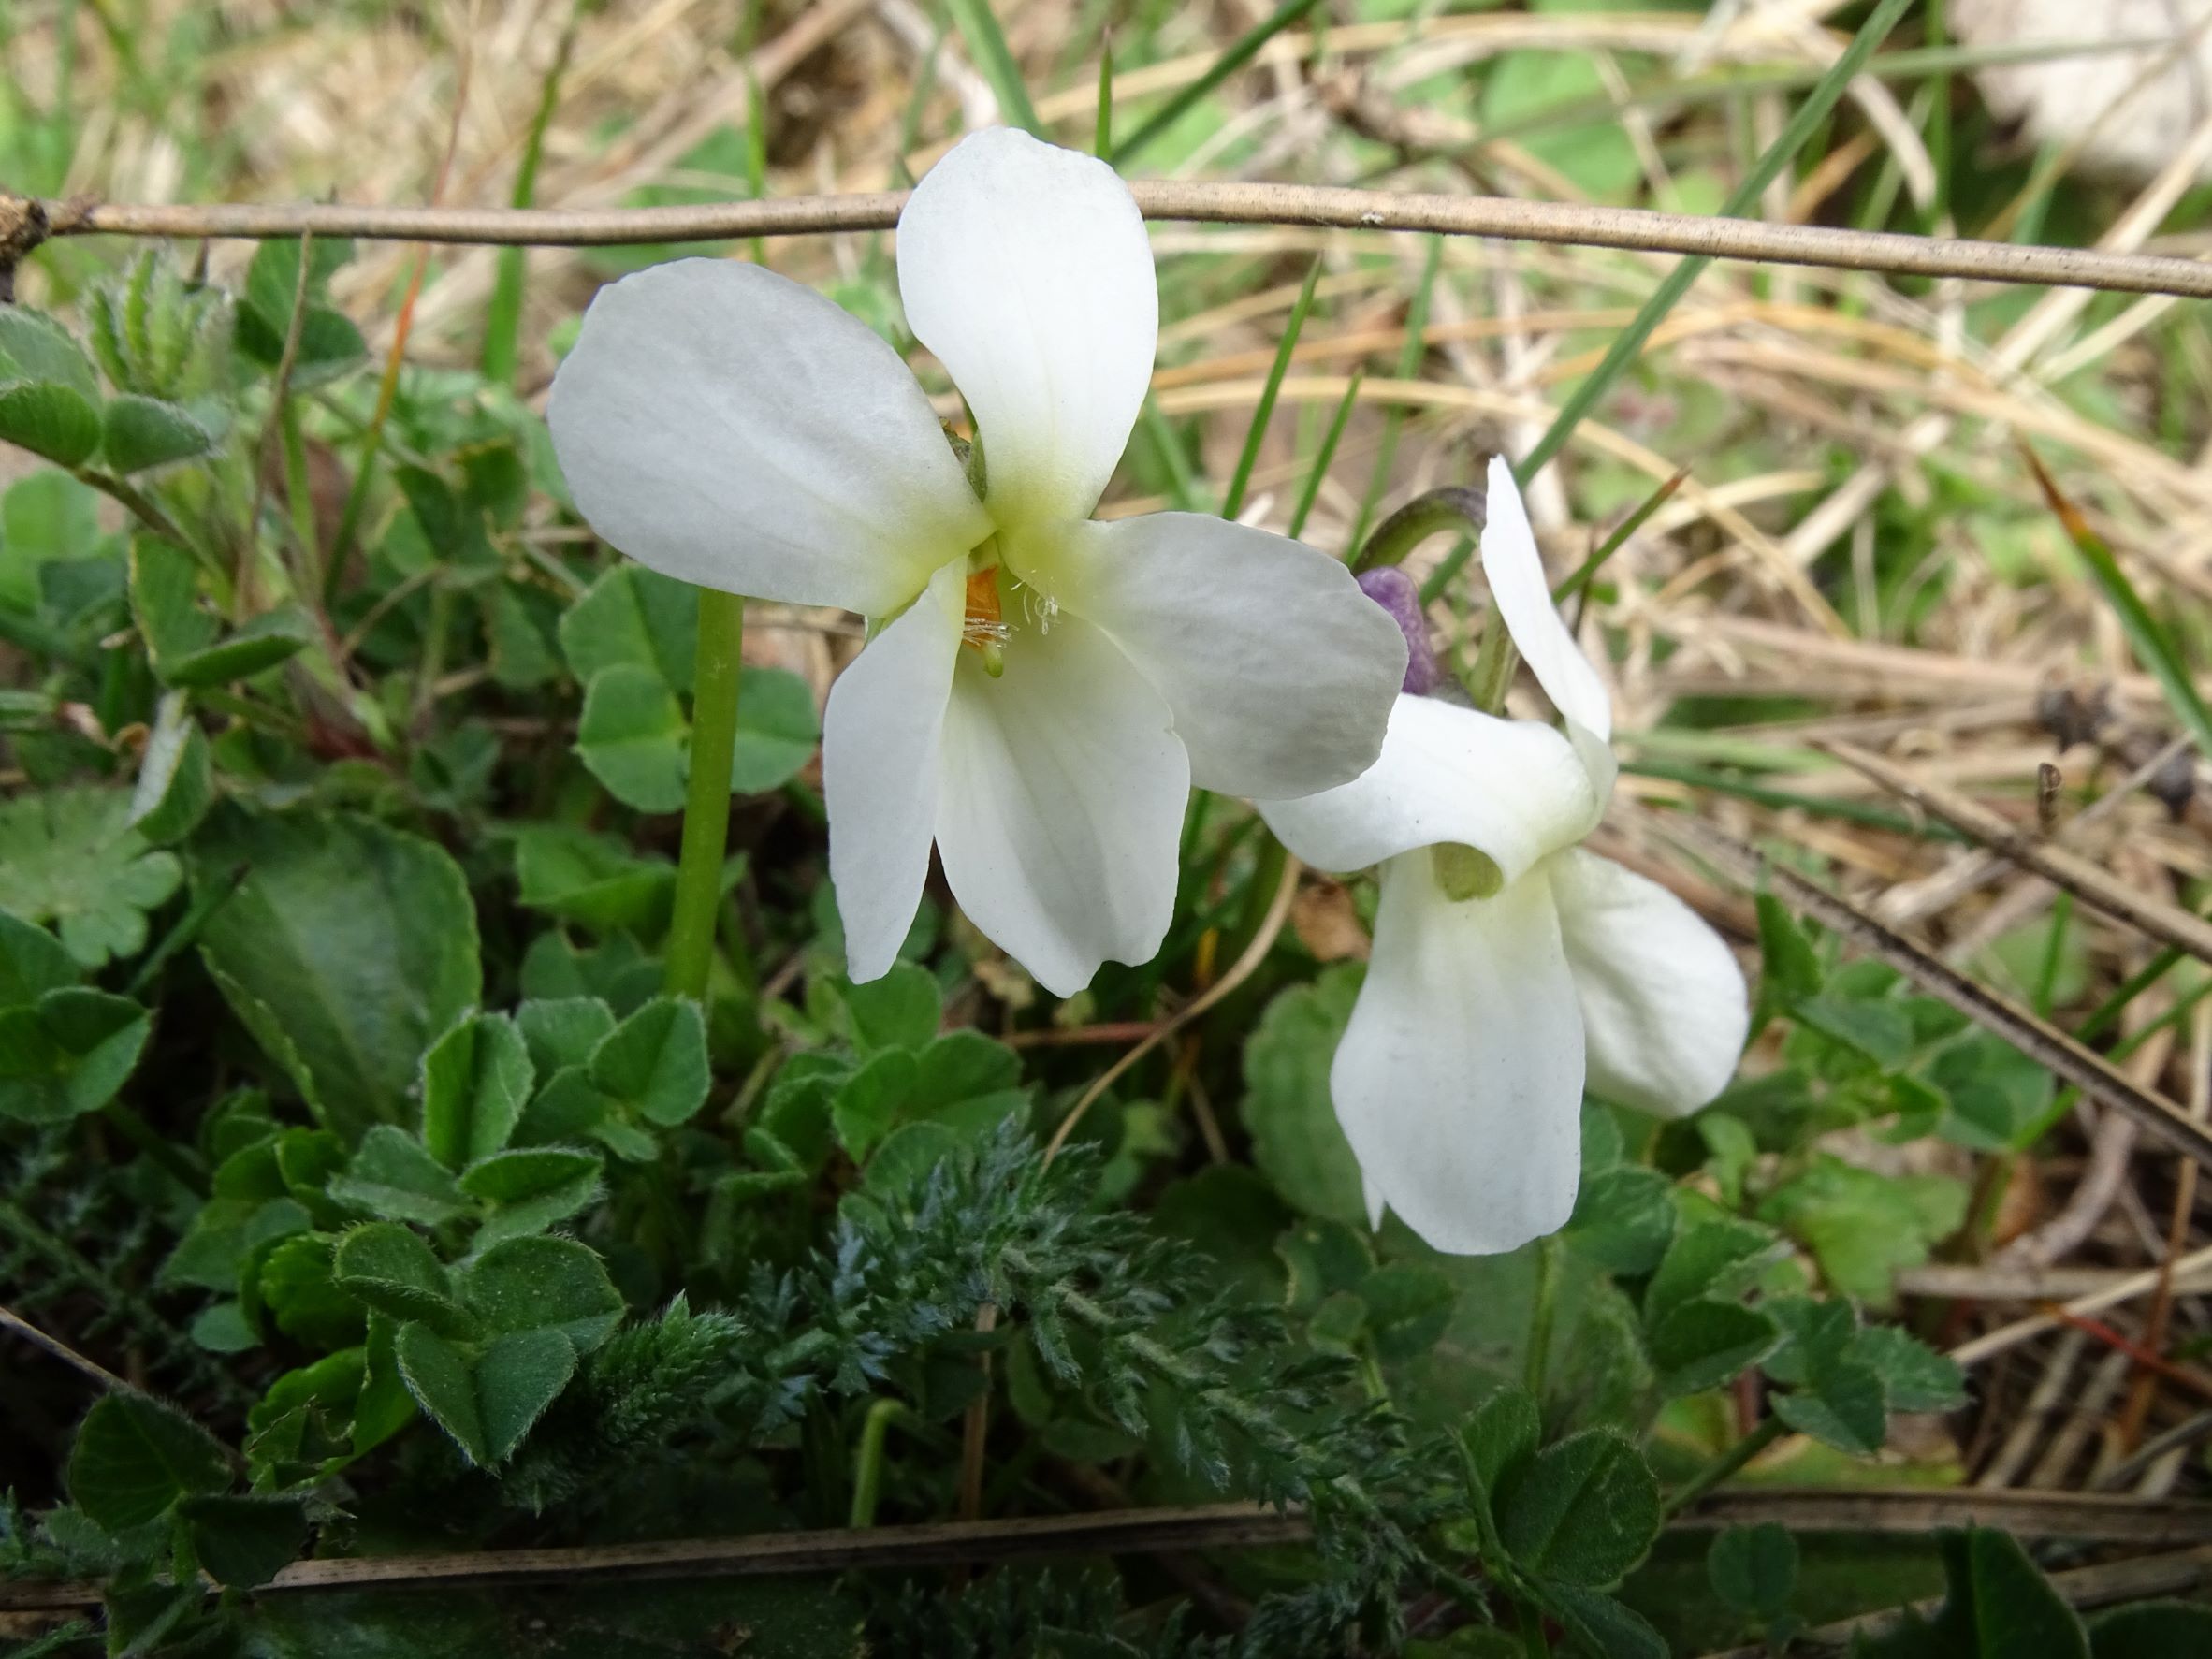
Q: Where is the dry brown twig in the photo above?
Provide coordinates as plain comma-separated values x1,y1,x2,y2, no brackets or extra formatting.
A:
5,182,2212,298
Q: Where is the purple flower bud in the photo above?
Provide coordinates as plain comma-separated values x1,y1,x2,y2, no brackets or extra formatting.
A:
1356,566,1438,696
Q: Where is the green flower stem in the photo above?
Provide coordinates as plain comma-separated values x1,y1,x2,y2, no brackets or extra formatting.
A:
1517,1598,1551,1659
1661,1413,1786,1517
665,587,745,1001
1522,1232,1560,1399
1347,485,1482,575
849,1396,910,1528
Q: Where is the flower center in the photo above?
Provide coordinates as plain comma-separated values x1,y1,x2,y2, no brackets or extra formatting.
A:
962,543,1010,677
1431,842,1504,902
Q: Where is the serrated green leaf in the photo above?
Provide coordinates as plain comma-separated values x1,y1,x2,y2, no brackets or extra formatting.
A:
1461,1387,1540,1505
1494,1429,1661,1587
0,380,102,466
462,1148,603,1246
393,1320,489,1465
0,910,75,1006
1543,1585,1668,1659
0,986,151,1124
0,788,181,968
327,1126,471,1227
130,692,214,844
833,1047,920,1160
1851,1324,1968,1413
1707,1521,1797,1619
258,1233,366,1347
421,1012,534,1170
559,563,696,692
516,997,617,1075
729,665,820,793
179,1492,308,1589
462,1234,624,1353
589,996,708,1127
331,1221,474,1337
474,1327,577,1463
102,394,218,473
2088,1601,2212,1659
67,1393,230,1531
193,808,480,1142
163,604,313,688
1244,964,1366,1223
1564,1164,1675,1275
509,823,674,937
1645,1217,1780,1328
575,663,689,812
0,308,100,398
1860,1527,2089,1659
843,962,941,1054
1362,1263,1457,1362
1759,1155,1966,1304
1772,1357,1887,1455
1649,1298,1779,1399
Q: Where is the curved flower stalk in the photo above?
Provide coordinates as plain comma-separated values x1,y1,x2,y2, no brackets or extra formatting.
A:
548,128,1406,997
1257,458,1749,1255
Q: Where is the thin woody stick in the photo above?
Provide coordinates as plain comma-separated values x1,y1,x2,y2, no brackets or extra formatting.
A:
6,183,2212,298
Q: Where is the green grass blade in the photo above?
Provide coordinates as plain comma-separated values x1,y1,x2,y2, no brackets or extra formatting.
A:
945,0,1043,137
1289,369,1361,543
1095,35,1113,157
1111,0,1319,166
1221,258,1321,521
1348,236,1442,554
482,2,579,386
1140,399,1201,511
1511,0,1916,488
2025,445,2212,760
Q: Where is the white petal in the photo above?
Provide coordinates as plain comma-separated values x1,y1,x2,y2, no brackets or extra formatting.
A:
1481,456,1611,745
1257,694,1600,880
547,258,989,615
898,129,1157,530
1333,856,1585,1256
823,564,966,982
933,610,1188,997
1550,850,1749,1117
1050,514,1407,798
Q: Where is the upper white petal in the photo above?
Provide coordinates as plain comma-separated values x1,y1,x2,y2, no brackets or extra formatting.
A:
1332,856,1585,1256
1480,455,1612,746
1050,514,1407,798
1550,849,1749,1118
933,610,1188,997
824,564,967,983
898,128,1157,531
547,258,988,615
1256,693,1601,880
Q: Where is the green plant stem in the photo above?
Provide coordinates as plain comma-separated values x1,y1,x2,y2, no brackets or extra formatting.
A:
1094,35,1113,157
1522,1233,1560,1399
1350,485,1483,575
1222,256,1321,522
850,1396,909,1528
125,862,246,999
1514,0,1916,487
1517,1598,1551,1659
483,0,579,385
1288,369,1361,542
665,588,745,1001
1663,1414,1786,1516
944,0,1042,137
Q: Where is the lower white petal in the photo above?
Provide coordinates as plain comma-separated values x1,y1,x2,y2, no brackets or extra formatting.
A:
1049,514,1407,799
1333,855,1586,1255
1550,849,1749,1117
1257,693,1600,881
823,564,967,982
934,611,1188,997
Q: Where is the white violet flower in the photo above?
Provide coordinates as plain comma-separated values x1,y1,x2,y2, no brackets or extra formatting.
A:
548,127,1406,996
1257,458,1750,1255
